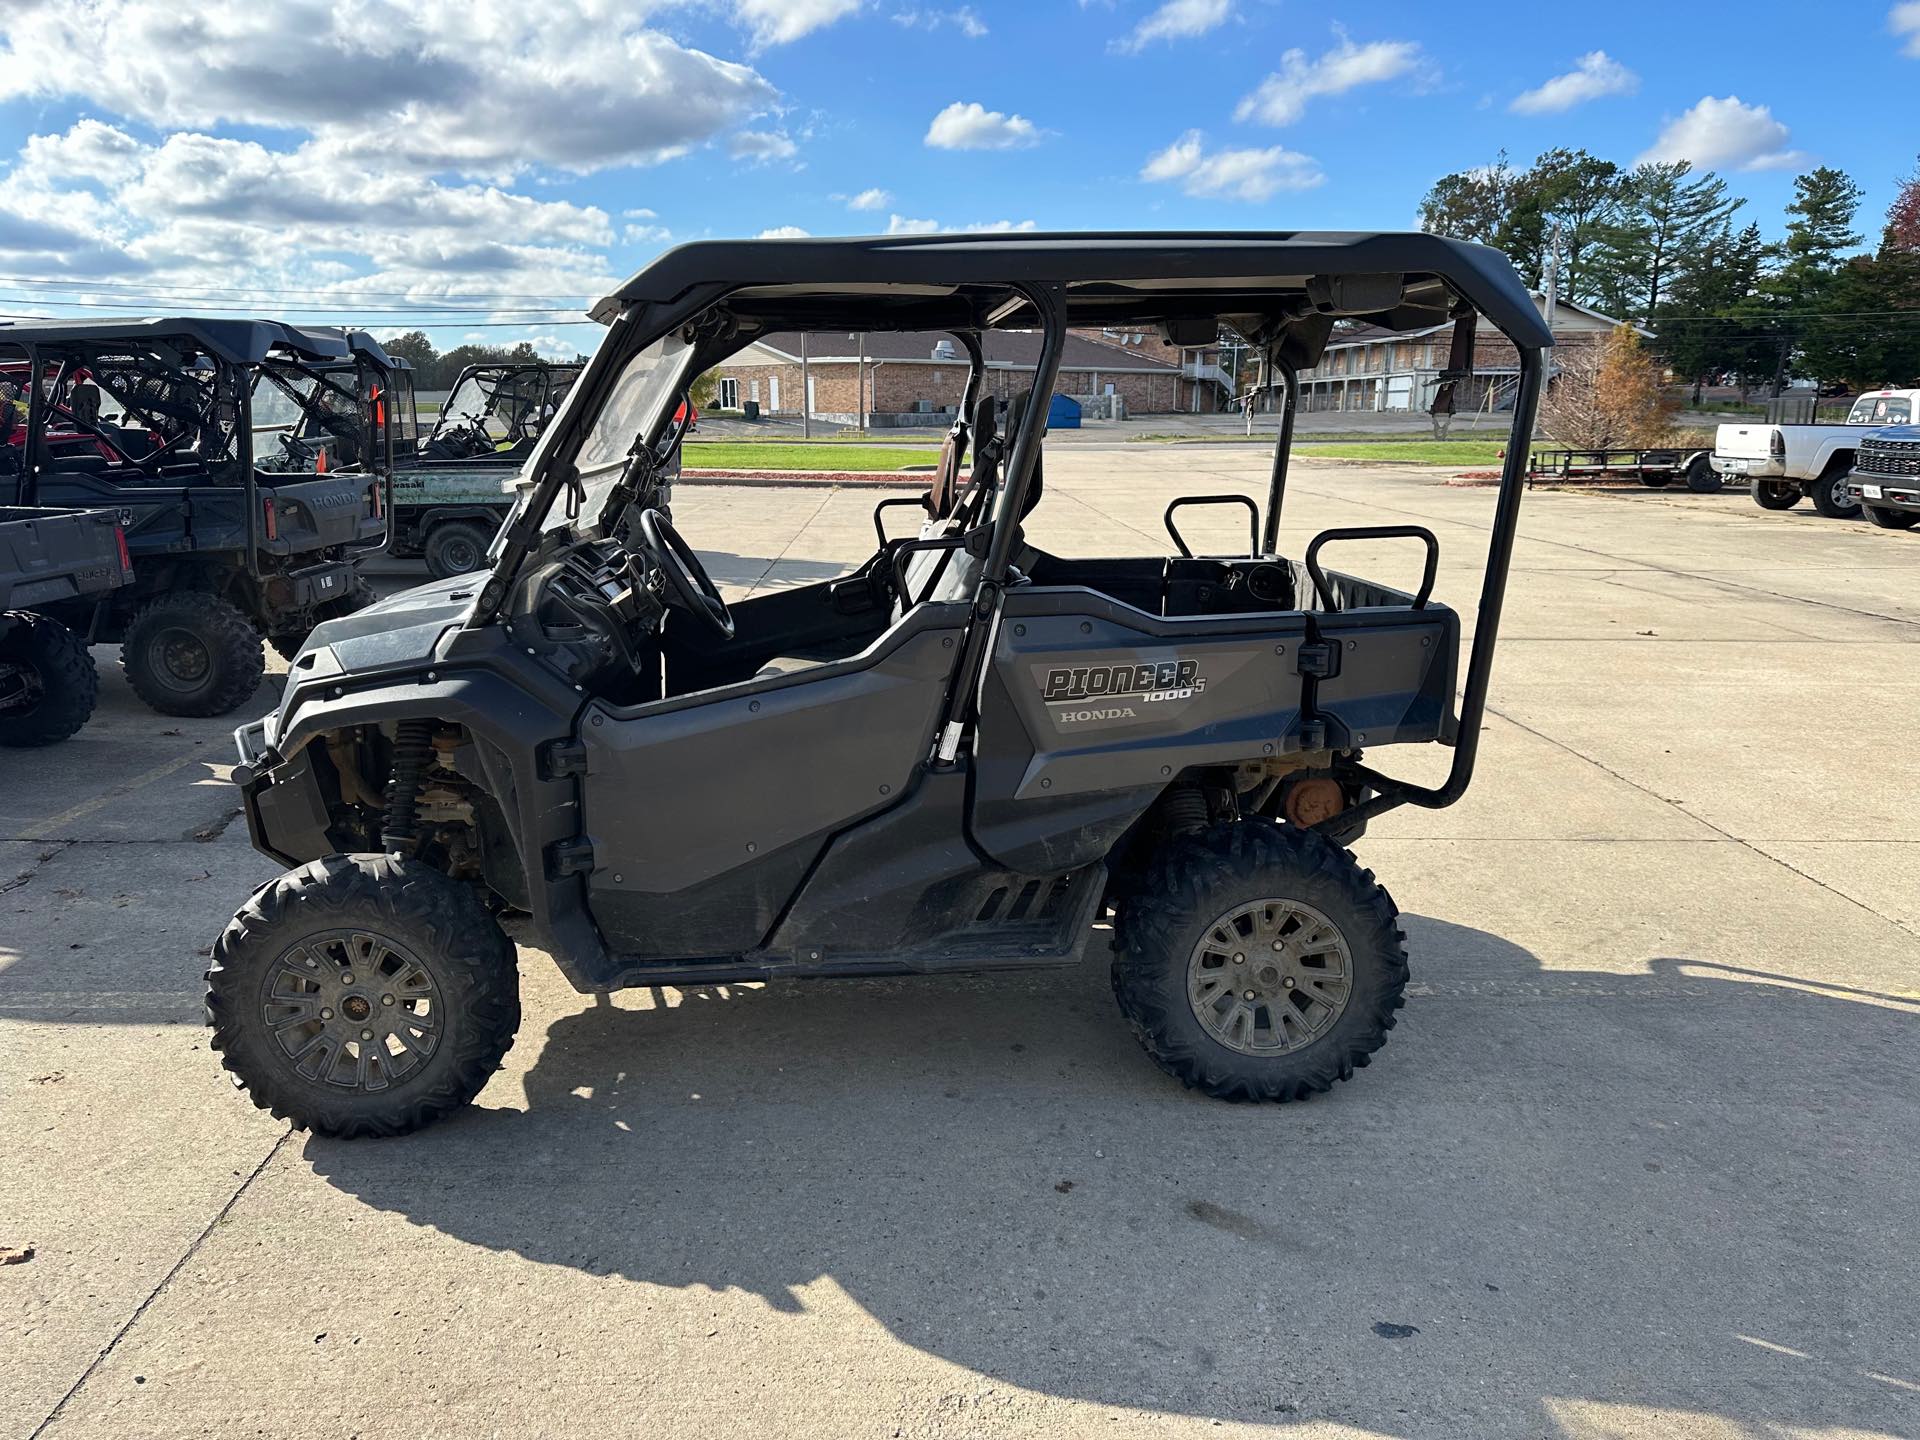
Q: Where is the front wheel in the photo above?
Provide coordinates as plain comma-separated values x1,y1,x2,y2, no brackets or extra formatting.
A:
206,854,521,1138
423,520,495,579
1809,461,1862,519
1113,821,1406,1102
0,611,98,747
1865,504,1919,531
120,591,264,717
1751,478,1801,510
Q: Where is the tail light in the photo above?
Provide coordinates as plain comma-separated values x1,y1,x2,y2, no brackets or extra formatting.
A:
262,496,279,542
371,477,384,519
1771,432,1786,457
114,526,131,576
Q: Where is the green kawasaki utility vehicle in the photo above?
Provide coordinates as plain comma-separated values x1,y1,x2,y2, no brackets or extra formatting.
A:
214,232,1550,1138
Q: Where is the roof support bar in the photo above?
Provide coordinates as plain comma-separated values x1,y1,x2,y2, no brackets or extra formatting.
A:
1260,353,1298,555
1320,344,1546,830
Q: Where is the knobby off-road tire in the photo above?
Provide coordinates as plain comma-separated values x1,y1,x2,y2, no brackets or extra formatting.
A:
0,611,98,747
423,520,494,579
1750,478,1801,510
1113,820,1406,1102
1864,505,1919,531
121,591,264,717
1808,459,1862,519
207,854,521,1138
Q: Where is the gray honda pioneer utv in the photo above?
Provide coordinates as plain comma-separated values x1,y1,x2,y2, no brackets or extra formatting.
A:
0,319,387,716
213,232,1550,1137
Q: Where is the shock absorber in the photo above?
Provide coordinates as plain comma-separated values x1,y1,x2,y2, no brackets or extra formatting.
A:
381,719,435,854
1160,781,1211,835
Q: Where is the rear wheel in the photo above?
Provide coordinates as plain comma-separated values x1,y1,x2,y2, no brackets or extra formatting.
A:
0,611,98,747
121,591,264,717
1684,454,1722,493
206,854,521,1138
1113,820,1406,1101
1751,478,1801,510
1808,459,1861,519
1865,505,1919,530
423,520,494,579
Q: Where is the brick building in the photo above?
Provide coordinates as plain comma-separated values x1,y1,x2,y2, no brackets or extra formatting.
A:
713,328,1218,425
1289,293,1641,415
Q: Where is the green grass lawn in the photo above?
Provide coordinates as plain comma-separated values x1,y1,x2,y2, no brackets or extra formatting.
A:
683,442,941,471
1293,439,1509,465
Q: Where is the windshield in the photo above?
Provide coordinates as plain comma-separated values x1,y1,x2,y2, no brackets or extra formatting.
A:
537,332,692,533
1848,395,1911,425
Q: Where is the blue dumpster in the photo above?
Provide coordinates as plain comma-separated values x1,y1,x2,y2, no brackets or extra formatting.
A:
1047,393,1081,430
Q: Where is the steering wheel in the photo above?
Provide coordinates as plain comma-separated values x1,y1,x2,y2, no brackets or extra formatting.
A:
637,508,733,640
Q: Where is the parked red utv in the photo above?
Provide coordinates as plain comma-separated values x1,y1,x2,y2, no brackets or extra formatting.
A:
212,231,1551,1137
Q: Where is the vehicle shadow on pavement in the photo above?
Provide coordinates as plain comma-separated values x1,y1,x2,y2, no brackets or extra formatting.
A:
307,916,1920,1434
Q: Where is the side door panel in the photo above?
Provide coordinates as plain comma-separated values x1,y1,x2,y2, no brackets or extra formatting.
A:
578,615,964,958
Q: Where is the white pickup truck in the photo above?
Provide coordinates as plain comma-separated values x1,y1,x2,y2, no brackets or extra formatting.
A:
1712,389,1920,518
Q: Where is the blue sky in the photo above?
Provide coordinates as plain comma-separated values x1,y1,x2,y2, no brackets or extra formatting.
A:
2,1,1916,353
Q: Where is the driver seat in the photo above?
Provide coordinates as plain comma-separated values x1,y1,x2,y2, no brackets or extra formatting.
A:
897,392,1042,615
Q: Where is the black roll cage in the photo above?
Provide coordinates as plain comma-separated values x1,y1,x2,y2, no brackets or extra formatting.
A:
476,235,1548,825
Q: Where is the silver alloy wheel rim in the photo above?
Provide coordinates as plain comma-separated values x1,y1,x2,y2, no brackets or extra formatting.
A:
1186,899,1352,1055
1834,475,1853,510
260,930,441,1091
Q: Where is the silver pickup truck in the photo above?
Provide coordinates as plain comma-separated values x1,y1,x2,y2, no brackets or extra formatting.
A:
1713,389,1920,518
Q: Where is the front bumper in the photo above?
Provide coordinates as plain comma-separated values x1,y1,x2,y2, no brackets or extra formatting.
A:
1847,473,1920,513
1712,453,1786,478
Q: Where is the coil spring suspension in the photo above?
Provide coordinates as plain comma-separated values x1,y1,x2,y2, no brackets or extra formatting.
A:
1161,781,1211,835
381,719,435,854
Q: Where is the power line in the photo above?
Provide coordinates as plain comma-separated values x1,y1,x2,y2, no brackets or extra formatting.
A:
0,291,591,317
0,272,602,303
0,310,600,329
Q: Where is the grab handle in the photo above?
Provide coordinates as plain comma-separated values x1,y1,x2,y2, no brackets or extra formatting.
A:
1303,526,1439,612
1164,495,1259,558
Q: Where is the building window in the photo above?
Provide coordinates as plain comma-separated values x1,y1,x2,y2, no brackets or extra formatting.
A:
749,379,760,403
718,377,739,409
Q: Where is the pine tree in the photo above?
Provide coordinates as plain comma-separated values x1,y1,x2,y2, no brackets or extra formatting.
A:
1660,222,1767,401
1590,163,1743,322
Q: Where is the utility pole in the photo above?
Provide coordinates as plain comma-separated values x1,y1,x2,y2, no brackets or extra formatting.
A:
856,333,866,433
801,332,811,439
1543,221,1563,330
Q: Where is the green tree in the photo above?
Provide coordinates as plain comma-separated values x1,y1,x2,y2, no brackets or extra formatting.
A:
1417,152,1520,251
1589,162,1743,322
1526,148,1625,306
1659,221,1769,402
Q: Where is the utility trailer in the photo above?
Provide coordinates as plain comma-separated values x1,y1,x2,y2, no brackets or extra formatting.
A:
0,506,133,745
212,230,1552,1138
1528,446,1718,492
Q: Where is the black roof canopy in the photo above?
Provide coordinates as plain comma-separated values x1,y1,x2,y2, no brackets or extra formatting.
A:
0,316,360,365
594,231,1553,365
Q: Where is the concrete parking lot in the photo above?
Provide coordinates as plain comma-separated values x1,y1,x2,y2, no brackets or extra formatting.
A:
4,448,1918,1440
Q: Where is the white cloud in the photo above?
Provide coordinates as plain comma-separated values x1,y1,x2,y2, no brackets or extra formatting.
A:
623,222,672,243
841,188,893,211
1892,1,1920,55
757,225,811,238
1140,130,1323,201
887,215,942,234
1113,0,1231,53
893,7,987,37
878,215,1034,235
1510,51,1638,114
730,129,799,162
1234,36,1423,125
0,2,779,180
733,0,863,46
1636,95,1806,171
963,219,1038,232
0,120,619,313
924,100,1043,150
